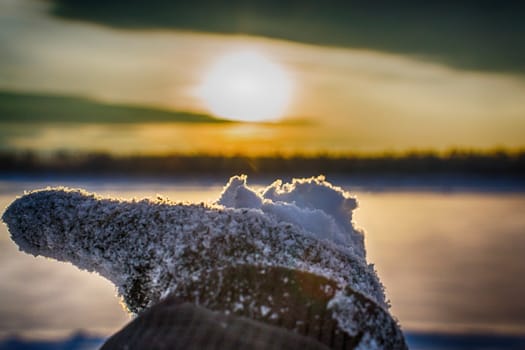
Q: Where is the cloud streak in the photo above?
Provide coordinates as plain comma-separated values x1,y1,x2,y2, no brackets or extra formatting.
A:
49,0,525,73
0,91,230,124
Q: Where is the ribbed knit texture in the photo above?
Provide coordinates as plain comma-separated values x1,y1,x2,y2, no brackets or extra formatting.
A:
102,300,329,350
103,266,407,349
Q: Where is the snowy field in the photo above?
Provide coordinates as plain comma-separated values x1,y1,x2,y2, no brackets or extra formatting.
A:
0,176,524,349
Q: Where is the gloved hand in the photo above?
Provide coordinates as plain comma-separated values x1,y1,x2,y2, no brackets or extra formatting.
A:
2,176,407,349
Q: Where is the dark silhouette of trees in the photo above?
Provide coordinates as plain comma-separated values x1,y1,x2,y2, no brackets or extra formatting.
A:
0,150,524,178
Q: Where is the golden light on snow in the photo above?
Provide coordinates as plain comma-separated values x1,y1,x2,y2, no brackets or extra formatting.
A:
197,50,293,122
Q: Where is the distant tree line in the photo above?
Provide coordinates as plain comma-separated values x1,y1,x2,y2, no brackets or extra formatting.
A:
0,150,524,177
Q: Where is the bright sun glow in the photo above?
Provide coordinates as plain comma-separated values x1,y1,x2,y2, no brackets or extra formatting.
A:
198,51,293,122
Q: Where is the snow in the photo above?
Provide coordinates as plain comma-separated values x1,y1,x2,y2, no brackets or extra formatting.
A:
218,175,364,257
1,175,403,346
260,305,271,317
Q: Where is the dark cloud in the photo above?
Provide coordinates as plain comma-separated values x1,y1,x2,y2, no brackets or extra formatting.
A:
49,0,525,73
0,91,229,124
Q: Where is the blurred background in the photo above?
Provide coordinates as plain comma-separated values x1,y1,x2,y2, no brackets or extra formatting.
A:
1,0,525,349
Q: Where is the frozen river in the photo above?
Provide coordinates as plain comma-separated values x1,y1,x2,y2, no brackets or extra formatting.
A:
0,177,524,341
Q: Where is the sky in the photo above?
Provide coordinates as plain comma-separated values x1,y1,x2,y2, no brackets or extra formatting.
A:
1,0,525,155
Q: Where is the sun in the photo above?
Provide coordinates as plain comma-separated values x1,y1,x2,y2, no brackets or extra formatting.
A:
197,50,293,122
